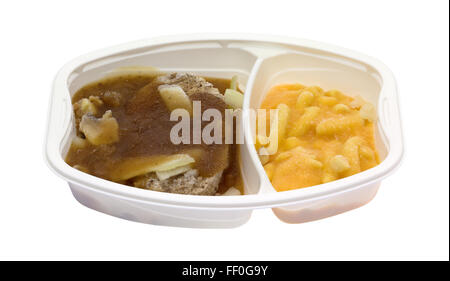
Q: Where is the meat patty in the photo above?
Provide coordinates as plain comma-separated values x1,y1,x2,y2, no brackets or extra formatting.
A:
155,72,224,100
132,73,228,196
133,170,223,195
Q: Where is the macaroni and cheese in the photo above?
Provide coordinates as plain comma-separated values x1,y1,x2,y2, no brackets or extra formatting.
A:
256,84,379,192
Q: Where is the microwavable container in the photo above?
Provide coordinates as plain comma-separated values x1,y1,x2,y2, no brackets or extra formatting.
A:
44,34,403,228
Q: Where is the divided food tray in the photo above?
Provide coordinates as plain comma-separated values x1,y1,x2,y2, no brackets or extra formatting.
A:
44,34,403,228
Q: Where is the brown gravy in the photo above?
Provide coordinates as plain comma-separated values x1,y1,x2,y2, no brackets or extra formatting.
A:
65,74,243,195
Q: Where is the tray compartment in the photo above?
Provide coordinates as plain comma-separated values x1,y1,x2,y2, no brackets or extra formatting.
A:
243,52,393,223
56,42,260,228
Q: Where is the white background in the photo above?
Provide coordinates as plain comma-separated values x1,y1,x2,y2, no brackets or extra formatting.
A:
0,0,448,261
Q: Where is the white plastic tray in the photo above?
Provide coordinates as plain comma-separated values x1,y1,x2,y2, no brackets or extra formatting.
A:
44,34,403,228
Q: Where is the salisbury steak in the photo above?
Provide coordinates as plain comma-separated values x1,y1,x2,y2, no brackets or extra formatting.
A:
66,72,237,196
131,73,229,195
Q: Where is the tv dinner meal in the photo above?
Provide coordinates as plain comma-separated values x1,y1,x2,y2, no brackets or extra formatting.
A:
45,35,403,227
